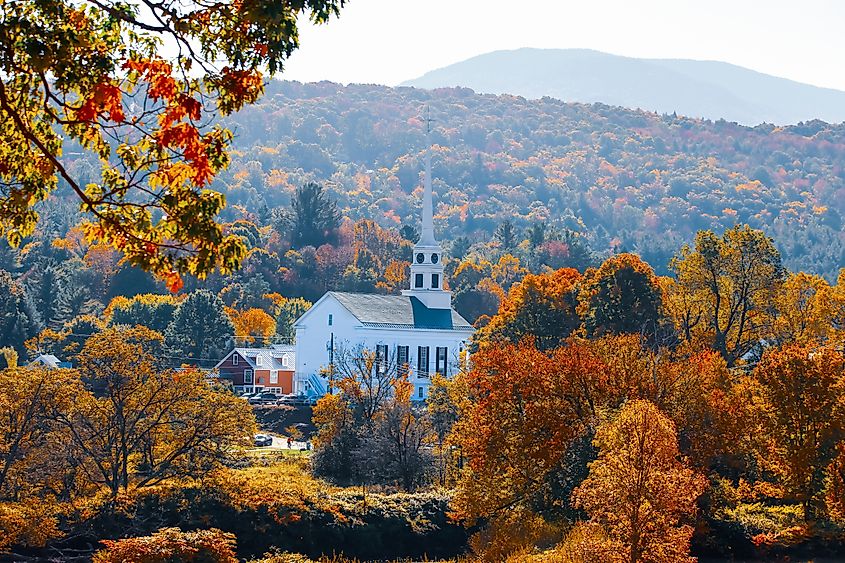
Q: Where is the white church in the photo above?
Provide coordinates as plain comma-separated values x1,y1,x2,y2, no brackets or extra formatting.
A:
292,140,474,400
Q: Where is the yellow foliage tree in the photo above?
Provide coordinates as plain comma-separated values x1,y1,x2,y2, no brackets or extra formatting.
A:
773,272,837,346
227,307,277,345
573,400,706,563
671,225,785,366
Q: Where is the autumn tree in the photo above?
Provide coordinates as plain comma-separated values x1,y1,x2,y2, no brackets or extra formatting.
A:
577,253,665,340
290,182,342,248
478,268,582,350
275,297,312,343
311,345,438,490
93,528,238,563
107,293,179,333
452,259,501,324
228,307,276,345
359,377,434,491
0,270,41,354
453,334,737,544
773,272,837,346
164,290,234,366
428,373,461,486
751,344,845,521
573,400,707,563
1,0,346,286
671,225,785,366
51,326,254,497
451,339,604,527
0,366,79,501
311,391,358,483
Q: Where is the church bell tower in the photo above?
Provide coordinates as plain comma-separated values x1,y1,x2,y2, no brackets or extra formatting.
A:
402,112,451,310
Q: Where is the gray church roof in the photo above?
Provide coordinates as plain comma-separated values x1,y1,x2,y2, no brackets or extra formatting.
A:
329,292,472,331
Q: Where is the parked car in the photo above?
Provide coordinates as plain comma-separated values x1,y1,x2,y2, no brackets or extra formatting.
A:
276,393,299,405
259,392,282,404
253,434,273,447
240,391,260,401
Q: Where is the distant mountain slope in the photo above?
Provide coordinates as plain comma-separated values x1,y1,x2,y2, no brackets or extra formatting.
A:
215,81,845,280
401,48,845,125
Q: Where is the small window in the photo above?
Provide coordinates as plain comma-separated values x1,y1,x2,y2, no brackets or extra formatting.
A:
418,386,424,398
431,273,440,289
376,344,388,375
270,371,278,384
256,356,263,367
418,346,429,376
244,369,253,384
232,354,239,366
282,355,290,368
431,253,439,264
328,314,333,326
415,273,424,288
397,345,409,376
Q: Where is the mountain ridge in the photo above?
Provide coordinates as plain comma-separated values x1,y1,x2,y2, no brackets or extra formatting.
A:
400,48,845,125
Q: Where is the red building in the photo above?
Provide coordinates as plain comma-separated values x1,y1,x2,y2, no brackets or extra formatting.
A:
214,345,295,394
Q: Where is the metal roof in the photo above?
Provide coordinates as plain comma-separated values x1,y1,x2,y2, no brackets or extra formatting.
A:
329,292,472,331
223,347,295,371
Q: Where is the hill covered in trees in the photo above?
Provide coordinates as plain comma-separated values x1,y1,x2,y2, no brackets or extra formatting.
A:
402,48,845,125
216,80,845,281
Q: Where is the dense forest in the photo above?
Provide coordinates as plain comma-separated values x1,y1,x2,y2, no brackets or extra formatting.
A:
210,80,845,280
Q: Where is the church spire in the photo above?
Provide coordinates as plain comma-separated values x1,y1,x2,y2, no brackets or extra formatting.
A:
419,108,436,246
401,106,451,310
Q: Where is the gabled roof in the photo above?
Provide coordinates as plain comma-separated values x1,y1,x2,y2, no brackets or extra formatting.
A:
328,292,472,331
215,346,295,370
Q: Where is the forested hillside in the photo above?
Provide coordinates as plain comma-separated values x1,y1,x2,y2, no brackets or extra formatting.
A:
215,80,845,280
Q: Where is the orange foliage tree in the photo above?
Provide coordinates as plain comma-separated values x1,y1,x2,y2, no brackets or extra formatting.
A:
1,0,346,288
478,268,582,350
93,528,238,563
572,400,707,563
751,344,845,521
451,335,741,558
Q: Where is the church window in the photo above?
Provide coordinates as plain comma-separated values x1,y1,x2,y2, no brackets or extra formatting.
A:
397,346,409,375
431,274,440,289
328,314,333,326
376,344,388,375
431,253,439,264
416,253,425,264
436,346,448,376
418,346,429,376
415,273,424,288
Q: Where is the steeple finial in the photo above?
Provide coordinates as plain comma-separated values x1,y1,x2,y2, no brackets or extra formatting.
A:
419,106,436,246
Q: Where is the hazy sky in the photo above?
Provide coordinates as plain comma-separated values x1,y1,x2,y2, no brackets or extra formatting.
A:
281,0,845,91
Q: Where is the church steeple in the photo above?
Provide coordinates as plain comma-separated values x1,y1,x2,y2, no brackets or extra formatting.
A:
419,131,436,246
402,109,451,310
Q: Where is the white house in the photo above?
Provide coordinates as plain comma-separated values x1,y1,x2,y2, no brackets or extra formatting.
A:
293,138,474,400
